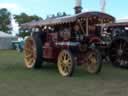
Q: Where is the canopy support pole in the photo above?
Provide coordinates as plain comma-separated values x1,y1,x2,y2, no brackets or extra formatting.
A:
86,18,89,36
78,20,85,34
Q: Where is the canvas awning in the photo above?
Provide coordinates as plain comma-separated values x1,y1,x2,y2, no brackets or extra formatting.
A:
21,11,115,28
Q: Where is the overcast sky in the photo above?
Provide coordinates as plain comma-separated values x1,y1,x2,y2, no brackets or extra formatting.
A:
0,0,128,19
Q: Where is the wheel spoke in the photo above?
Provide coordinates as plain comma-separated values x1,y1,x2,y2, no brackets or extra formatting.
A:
65,54,69,60
60,59,63,64
64,66,70,73
67,59,71,64
63,66,67,73
62,55,64,60
63,55,66,60
28,59,33,65
61,64,65,71
25,54,32,58
24,48,32,52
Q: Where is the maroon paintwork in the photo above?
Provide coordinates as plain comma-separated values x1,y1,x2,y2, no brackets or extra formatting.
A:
21,11,115,62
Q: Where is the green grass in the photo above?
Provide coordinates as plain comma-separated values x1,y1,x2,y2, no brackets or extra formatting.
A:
0,50,128,96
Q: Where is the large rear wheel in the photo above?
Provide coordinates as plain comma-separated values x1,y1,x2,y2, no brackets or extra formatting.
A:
24,35,43,69
109,39,128,67
57,50,75,77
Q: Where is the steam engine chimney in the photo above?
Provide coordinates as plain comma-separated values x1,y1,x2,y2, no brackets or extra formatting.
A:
100,0,106,12
74,0,82,14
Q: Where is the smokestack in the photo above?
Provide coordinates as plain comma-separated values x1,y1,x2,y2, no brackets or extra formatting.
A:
74,0,82,14
100,0,106,12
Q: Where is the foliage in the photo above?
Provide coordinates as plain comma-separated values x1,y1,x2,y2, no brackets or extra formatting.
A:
14,12,69,37
0,8,11,33
14,13,42,25
14,13,43,38
46,12,70,19
18,29,31,38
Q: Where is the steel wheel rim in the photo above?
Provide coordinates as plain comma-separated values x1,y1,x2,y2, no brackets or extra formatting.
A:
24,37,37,68
110,40,128,66
58,50,73,76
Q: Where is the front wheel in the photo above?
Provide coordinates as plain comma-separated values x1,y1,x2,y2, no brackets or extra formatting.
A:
83,49,102,74
57,50,75,77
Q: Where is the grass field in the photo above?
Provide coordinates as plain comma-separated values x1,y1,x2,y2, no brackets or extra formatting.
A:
0,50,128,96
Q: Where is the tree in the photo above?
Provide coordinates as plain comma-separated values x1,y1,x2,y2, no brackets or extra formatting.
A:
18,29,31,38
0,8,11,33
46,12,70,19
14,13,42,25
14,13,43,38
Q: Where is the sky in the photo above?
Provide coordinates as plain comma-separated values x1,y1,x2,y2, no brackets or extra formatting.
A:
0,0,128,19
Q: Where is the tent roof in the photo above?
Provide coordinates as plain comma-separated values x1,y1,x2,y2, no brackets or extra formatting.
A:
0,31,15,38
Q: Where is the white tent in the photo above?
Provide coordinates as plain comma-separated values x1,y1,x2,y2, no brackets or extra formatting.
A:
0,31,16,49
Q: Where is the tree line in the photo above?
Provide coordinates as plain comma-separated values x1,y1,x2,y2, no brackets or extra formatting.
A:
0,8,69,37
